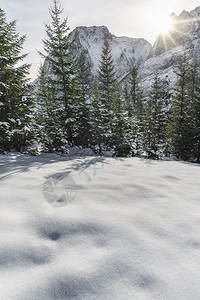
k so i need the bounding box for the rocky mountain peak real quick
[40,6,200,94]
[72,25,111,41]
[69,25,152,81]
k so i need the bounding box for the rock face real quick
[42,6,200,91]
[69,25,152,81]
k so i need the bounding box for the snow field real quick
[0,153,200,299]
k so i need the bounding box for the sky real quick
[1,0,200,80]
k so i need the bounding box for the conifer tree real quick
[186,60,200,162]
[167,55,192,160]
[36,65,67,152]
[97,41,118,147]
[92,41,133,156]
[192,89,200,162]
[128,66,143,118]
[123,83,129,112]
[144,74,167,158]
[98,41,117,111]
[72,58,91,147]
[111,88,132,156]
[127,66,145,155]
[39,0,76,146]
[0,8,32,152]
[90,82,105,154]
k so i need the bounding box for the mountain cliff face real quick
[42,6,200,91]
[69,25,152,81]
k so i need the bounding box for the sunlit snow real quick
[0,153,200,299]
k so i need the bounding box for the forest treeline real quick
[0,1,200,162]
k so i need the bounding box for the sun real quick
[145,11,175,41]
[159,15,174,34]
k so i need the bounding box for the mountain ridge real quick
[69,25,152,82]
[41,5,200,91]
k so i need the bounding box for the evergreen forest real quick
[0,1,200,162]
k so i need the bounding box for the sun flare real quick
[159,16,174,34]
[146,12,175,39]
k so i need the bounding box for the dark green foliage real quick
[90,82,106,154]
[111,89,132,156]
[96,41,117,148]
[187,61,200,162]
[38,0,76,147]
[36,65,67,152]
[167,56,193,160]
[128,66,144,118]
[0,8,32,152]
[90,41,131,156]
[37,0,92,151]
[189,63,200,162]
[72,58,91,147]
[98,41,117,110]
[125,66,145,155]
[143,74,167,159]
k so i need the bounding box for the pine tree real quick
[123,83,130,112]
[72,58,91,148]
[90,82,105,154]
[97,41,118,148]
[192,86,200,163]
[144,74,167,159]
[39,0,76,146]
[128,66,144,118]
[187,60,200,162]
[167,55,192,160]
[111,88,132,156]
[36,65,67,152]
[98,41,117,110]
[127,66,145,155]
[0,8,32,152]
[92,41,133,156]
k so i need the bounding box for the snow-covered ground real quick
[0,153,200,300]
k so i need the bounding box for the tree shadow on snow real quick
[0,153,108,182]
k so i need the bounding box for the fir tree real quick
[128,66,143,118]
[72,58,91,148]
[98,41,117,111]
[167,55,192,160]
[92,41,133,156]
[36,65,67,152]
[187,60,200,162]
[97,41,118,148]
[111,88,132,156]
[0,8,32,152]
[127,66,145,155]
[90,82,105,154]
[144,74,167,159]
[122,83,129,112]
[39,0,76,146]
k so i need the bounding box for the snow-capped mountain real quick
[69,25,152,81]
[42,6,200,91]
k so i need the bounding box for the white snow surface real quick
[0,153,200,300]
